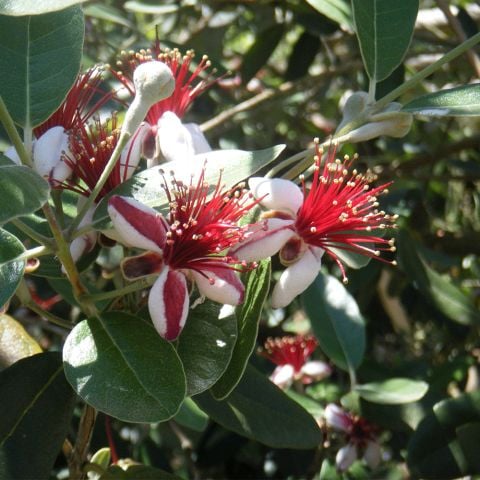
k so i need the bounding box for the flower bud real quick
[33,126,73,183]
[324,404,351,432]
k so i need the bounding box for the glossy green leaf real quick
[305,0,352,27]
[0,0,86,15]
[355,378,429,405]
[0,229,25,308]
[397,229,480,325]
[241,24,285,84]
[0,314,41,370]
[352,0,418,82]
[196,365,322,449]
[0,161,50,224]
[403,84,480,117]
[285,390,325,418]
[211,259,271,400]
[63,312,186,422]
[0,352,76,480]
[302,272,365,371]
[407,390,480,479]
[93,146,285,230]
[174,398,209,432]
[177,301,237,396]
[0,6,84,127]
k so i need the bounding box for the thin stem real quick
[375,31,480,110]
[0,95,32,167]
[81,276,156,302]
[68,131,131,235]
[367,78,376,104]
[19,245,50,260]
[11,218,53,246]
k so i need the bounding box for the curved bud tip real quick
[133,61,175,105]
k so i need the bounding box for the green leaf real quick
[174,398,209,432]
[397,229,480,325]
[0,352,76,480]
[355,378,429,405]
[285,31,321,81]
[302,272,365,371]
[352,0,418,82]
[195,365,322,449]
[407,390,480,479]
[0,6,84,127]
[0,0,86,16]
[0,162,50,224]
[83,4,134,28]
[402,84,480,117]
[305,0,352,27]
[241,24,285,84]
[176,301,237,396]
[211,259,271,400]
[0,229,25,308]
[63,312,186,422]
[93,146,285,230]
[0,314,41,370]
[285,389,325,418]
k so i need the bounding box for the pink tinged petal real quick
[270,247,323,308]
[148,268,189,340]
[300,360,332,382]
[121,251,164,280]
[69,205,96,263]
[119,123,150,180]
[157,111,195,163]
[192,268,244,306]
[336,443,357,472]
[270,364,295,389]
[4,146,22,165]
[363,441,381,469]
[248,177,304,214]
[324,404,352,432]
[184,123,212,154]
[33,126,73,183]
[231,218,295,262]
[108,195,167,253]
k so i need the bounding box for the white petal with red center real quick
[231,218,295,262]
[336,443,357,472]
[270,247,323,308]
[363,440,381,469]
[300,360,332,382]
[148,267,189,340]
[192,268,244,306]
[270,364,295,389]
[108,195,167,253]
[324,404,352,432]
[33,126,73,183]
[157,111,195,163]
[184,122,212,154]
[119,122,150,180]
[248,177,304,215]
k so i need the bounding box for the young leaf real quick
[176,301,237,396]
[352,0,418,82]
[0,0,86,16]
[63,312,186,423]
[211,258,271,400]
[0,6,84,127]
[305,0,352,28]
[403,84,480,117]
[0,162,50,224]
[0,314,42,370]
[355,378,429,405]
[0,229,25,308]
[407,390,480,479]
[302,272,365,372]
[92,146,285,230]
[195,365,322,449]
[0,353,76,480]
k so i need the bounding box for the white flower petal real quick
[119,122,150,180]
[33,126,73,183]
[148,267,189,340]
[324,404,351,432]
[363,441,381,469]
[192,268,244,305]
[184,122,212,154]
[300,360,332,381]
[248,177,304,214]
[336,443,357,472]
[271,247,323,308]
[231,219,295,262]
[270,364,295,389]
[3,146,22,165]
[157,111,195,163]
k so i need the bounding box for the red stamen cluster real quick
[158,168,257,275]
[345,415,379,447]
[34,67,111,138]
[295,141,397,280]
[112,42,216,124]
[61,115,132,200]
[261,335,318,373]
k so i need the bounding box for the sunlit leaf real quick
[355,378,429,405]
